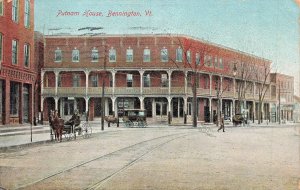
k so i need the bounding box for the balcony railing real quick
[197,88,210,96]
[222,91,234,98]
[114,87,140,95]
[43,87,56,96]
[143,87,169,95]
[171,87,185,95]
[186,88,210,96]
[88,87,113,95]
[245,92,254,99]
[58,87,86,96]
[42,86,274,102]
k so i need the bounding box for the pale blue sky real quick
[35,0,300,92]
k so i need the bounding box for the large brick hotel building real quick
[0,0,35,125]
[41,34,276,124]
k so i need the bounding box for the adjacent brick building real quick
[41,34,276,124]
[0,0,35,125]
[270,73,294,122]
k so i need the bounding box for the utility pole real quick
[192,71,197,127]
[278,84,281,124]
[216,78,221,127]
[101,45,107,131]
[31,83,34,142]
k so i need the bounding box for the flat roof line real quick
[44,33,271,62]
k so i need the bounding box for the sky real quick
[34,0,300,94]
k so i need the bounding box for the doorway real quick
[22,85,30,123]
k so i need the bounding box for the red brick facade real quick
[41,34,274,124]
[0,0,35,125]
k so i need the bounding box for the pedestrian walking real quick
[217,114,225,132]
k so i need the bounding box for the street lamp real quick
[232,62,237,118]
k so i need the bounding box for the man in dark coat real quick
[217,114,225,132]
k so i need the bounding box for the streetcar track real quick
[85,133,191,190]
[16,131,192,190]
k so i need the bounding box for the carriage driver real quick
[64,110,81,135]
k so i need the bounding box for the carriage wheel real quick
[138,121,145,128]
[125,121,134,127]
[124,121,129,127]
[63,133,71,141]
[82,123,92,138]
[70,133,76,140]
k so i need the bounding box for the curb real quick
[0,139,52,152]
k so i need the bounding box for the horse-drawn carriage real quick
[232,113,245,126]
[122,109,147,127]
[49,111,92,142]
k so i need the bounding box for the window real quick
[63,99,74,116]
[161,74,168,87]
[126,48,133,62]
[58,75,61,87]
[12,0,19,22]
[91,47,98,62]
[72,48,79,62]
[91,75,98,87]
[271,86,276,97]
[109,75,113,87]
[161,47,168,62]
[196,53,200,65]
[187,50,191,63]
[143,48,151,62]
[143,74,150,87]
[73,74,80,87]
[156,102,167,116]
[227,79,231,91]
[126,74,133,87]
[204,76,209,89]
[214,57,218,68]
[12,40,18,65]
[24,0,30,27]
[187,75,192,87]
[109,47,116,62]
[10,82,19,116]
[176,47,182,62]
[214,79,219,90]
[0,0,3,16]
[24,44,30,67]
[0,33,2,61]
[55,48,62,62]
[219,58,223,69]
[204,55,212,66]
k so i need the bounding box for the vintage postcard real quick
[0,0,299,189]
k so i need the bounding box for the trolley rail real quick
[16,131,192,190]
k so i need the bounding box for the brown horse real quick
[104,116,118,127]
[49,110,64,142]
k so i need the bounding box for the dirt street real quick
[0,126,299,190]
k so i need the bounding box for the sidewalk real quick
[0,121,177,149]
[0,122,127,150]
[0,121,298,150]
